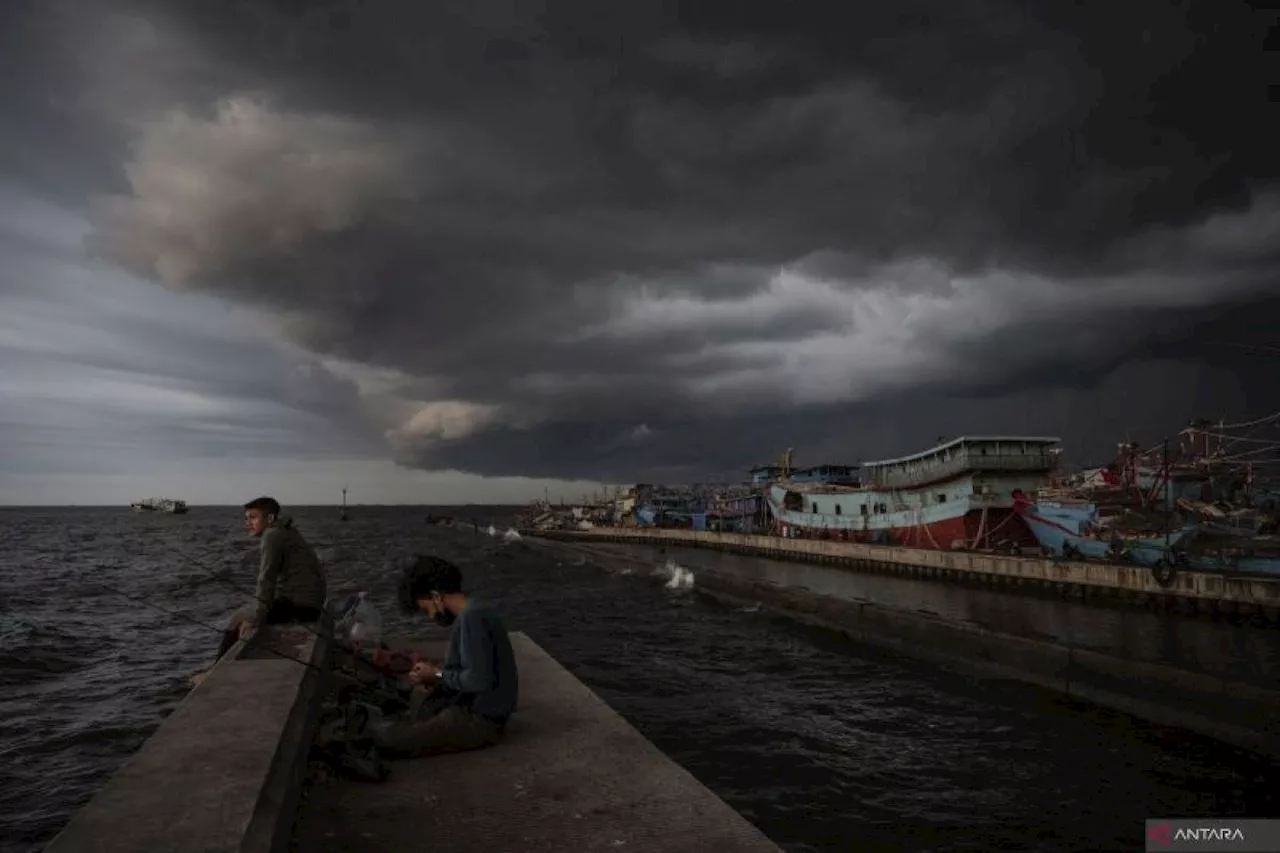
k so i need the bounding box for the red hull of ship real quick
[778,508,1040,551]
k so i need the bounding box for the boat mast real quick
[1162,438,1172,554]
[340,486,348,521]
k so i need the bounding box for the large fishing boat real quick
[766,436,1061,551]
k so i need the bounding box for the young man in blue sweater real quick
[371,555,519,758]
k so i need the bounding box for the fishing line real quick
[96,584,327,675]
[99,584,414,712]
[176,548,419,682]
[182,549,349,644]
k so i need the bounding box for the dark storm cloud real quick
[0,184,383,496]
[41,0,1280,480]
[0,279,382,475]
[137,0,1277,263]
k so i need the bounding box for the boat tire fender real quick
[1151,558,1177,588]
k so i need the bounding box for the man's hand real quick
[370,648,417,675]
[408,661,440,687]
[238,618,259,641]
[372,647,423,663]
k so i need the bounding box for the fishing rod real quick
[99,583,415,713]
[97,584,327,675]
[177,547,420,679]
[189,549,338,623]
[174,545,342,645]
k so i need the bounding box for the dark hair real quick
[243,496,281,516]
[396,554,463,614]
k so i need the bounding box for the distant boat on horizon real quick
[130,497,188,514]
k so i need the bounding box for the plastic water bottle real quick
[346,592,383,650]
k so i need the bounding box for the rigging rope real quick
[1212,409,1280,431]
[1185,431,1280,447]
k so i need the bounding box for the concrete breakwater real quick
[533,527,1280,621]
[532,534,1280,762]
[40,625,780,853]
[295,634,782,852]
[42,625,329,853]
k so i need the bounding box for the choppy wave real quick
[660,558,696,591]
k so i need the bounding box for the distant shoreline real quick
[0,503,533,509]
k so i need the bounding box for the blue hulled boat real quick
[1014,497,1195,566]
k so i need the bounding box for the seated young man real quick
[215,496,327,659]
[371,554,519,758]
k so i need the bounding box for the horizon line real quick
[0,502,535,509]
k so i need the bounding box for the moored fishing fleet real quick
[520,413,1280,578]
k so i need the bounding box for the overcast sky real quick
[1,1,1277,505]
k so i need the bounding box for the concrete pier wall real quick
[43,624,329,853]
[43,626,779,852]
[293,633,782,852]
[535,528,1280,621]
[537,537,1280,762]
[692,571,1280,761]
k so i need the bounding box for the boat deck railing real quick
[865,452,1057,490]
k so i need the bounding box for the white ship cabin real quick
[748,465,787,486]
[861,436,1061,491]
[789,465,859,486]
